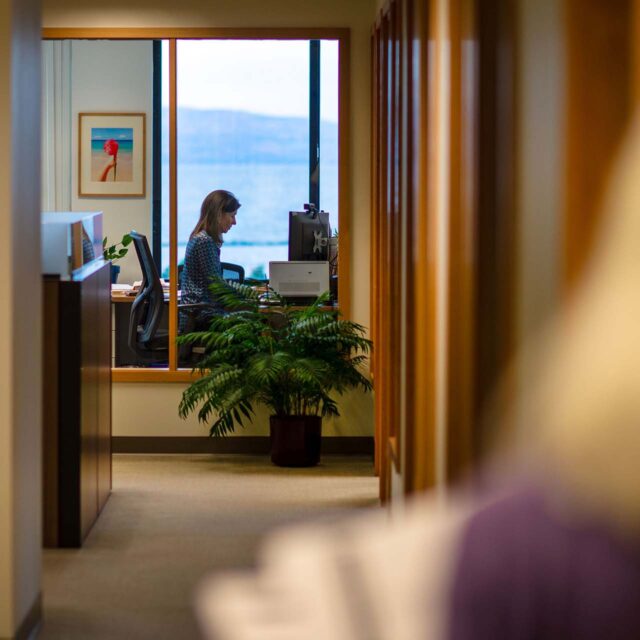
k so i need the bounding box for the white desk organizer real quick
[41,211,103,278]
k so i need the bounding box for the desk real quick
[111,292,170,367]
[110,290,338,367]
[111,290,170,303]
[43,260,112,547]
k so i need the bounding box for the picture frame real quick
[78,112,146,197]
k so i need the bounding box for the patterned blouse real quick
[180,230,224,330]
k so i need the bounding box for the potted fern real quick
[178,281,372,466]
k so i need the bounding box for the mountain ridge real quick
[163,107,338,164]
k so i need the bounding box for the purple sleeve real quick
[447,488,640,640]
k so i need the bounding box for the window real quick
[158,39,339,281]
[41,30,348,379]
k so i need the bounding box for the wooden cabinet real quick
[43,260,112,547]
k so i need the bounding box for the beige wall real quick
[70,40,154,285]
[41,39,155,284]
[514,0,565,434]
[114,384,373,437]
[43,0,377,438]
[0,0,42,636]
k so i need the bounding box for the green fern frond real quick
[178,282,373,436]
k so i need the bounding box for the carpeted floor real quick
[40,454,378,639]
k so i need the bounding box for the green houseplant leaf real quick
[178,279,372,436]
[103,233,133,263]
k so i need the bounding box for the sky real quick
[162,39,339,123]
[91,128,133,141]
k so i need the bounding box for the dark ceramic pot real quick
[110,264,121,284]
[269,415,322,467]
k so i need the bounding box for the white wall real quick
[41,39,153,284]
[0,0,42,636]
[70,40,154,284]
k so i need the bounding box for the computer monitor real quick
[288,206,331,261]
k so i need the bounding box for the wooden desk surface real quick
[111,291,171,303]
[111,291,136,303]
[111,290,337,311]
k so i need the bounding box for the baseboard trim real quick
[112,436,374,456]
[2,592,42,640]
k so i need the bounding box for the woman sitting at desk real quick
[180,189,240,331]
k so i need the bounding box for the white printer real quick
[268,261,330,299]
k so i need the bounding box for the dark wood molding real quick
[43,262,112,548]
[112,436,374,456]
[563,0,633,290]
[473,0,517,459]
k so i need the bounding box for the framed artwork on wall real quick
[78,112,146,197]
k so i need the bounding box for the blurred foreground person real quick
[195,119,640,639]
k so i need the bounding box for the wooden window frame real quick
[42,27,352,383]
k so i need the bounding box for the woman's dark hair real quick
[190,189,241,243]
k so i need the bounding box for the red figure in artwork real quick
[100,139,119,182]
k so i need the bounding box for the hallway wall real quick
[0,0,42,636]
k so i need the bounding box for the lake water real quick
[161,161,338,278]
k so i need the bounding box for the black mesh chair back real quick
[128,231,166,359]
[221,262,245,284]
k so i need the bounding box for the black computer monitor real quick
[288,206,331,261]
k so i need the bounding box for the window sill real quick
[112,368,202,383]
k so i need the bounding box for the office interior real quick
[1,0,635,637]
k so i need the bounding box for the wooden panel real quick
[472,0,517,458]
[564,0,633,289]
[169,39,178,370]
[44,261,112,547]
[372,0,431,497]
[399,0,415,490]
[371,0,517,496]
[370,27,381,476]
[445,0,477,482]
[389,0,402,452]
[385,0,396,467]
[43,27,351,40]
[57,280,82,545]
[635,0,640,99]
[112,368,200,382]
[400,0,432,492]
[338,34,352,320]
[378,10,392,500]
[408,0,438,492]
[80,269,99,540]
[42,277,60,547]
[97,263,112,509]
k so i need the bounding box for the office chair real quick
[128,231,215,364]
[221,262,245,284]
[128,232,246,365]
[177,262,244,285]
[128,231,169,363]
